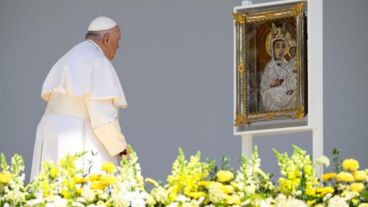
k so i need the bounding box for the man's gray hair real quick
[85,29,113,40]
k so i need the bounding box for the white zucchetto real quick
[88,16,117,31]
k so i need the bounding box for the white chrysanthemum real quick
[258,198,273,207]
[47,197,67,207]
[167,202,179,207]
[208,183,228,203]
[274,194,308,207]
[26,198,44,206]
[328,196,349,207]
[176,194,190,202]
[317,156,330,167]
[81,188,96,202]
[3,189,26,202]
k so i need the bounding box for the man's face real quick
[105,26,121,60]
[273,40,285,60]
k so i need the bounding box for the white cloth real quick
[31,40,127,180]
[260,59,296,111]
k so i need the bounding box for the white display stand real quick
[233,0,323,171]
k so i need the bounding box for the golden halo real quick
[265,31,291,57]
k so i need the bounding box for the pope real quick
[31,16,128,179]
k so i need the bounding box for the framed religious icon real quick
[234,1,307,127]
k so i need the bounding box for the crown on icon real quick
[271,23,287,41]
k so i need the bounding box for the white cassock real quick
[31,40,128,179]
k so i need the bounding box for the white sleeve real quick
[85,97,127,157]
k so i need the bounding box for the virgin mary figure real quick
[260,24,296,111]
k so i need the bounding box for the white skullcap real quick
[88,16,117,31]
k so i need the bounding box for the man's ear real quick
[102,33,111,45]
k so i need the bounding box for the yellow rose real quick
[350,182,365,193]
[100,175,117,185]
[354,170,367,181]
[316,187,335,196]
[101,162,116,173]
[336,172,354,182]
[322,173,337,181]
[187,191,206,199]
[0,172,11,184]
[342,159,359,171]
[216,170,234,183]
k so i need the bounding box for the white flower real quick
[167,202,179,207]
[176,194,190,202]
[26,198,44,206]
[81,188,96,202]
[317,156,330,167]
[274,194,308,207]
[258,199,273,207]
[54,199,68,207]
[328,196,349,207]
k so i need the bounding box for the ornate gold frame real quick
[234,2,307,127]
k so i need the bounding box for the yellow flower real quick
[91,181,106,190]
[322,173,337,181]
[305,187,316,196]
[216,170,234,183]
[350,182,365,193]
[354,170,367,181]
[0,172,11,184]
[226,194,241,205]
[221,185,235,194]
[50,167,59,178]
[336,172,354,182]
[61,188,72,198]
[73,177,87,184]
[187,191,206,199]
[40,181,52,198]
[101,162,116,173]
[100,175,117,185]
[358,203,368,207]
[76,188,82,195]
[316,187,335,196]
[88,173,102,182]
[342,159,359,171]
[198,181,211,188]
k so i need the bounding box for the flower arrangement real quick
[1,145,368,207]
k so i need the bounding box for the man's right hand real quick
[119,148,129,159]
[270,79,284,87]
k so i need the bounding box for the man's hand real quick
[270,79,284,87]
[119,148,129,159]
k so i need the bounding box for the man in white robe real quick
[31,16,128,179]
